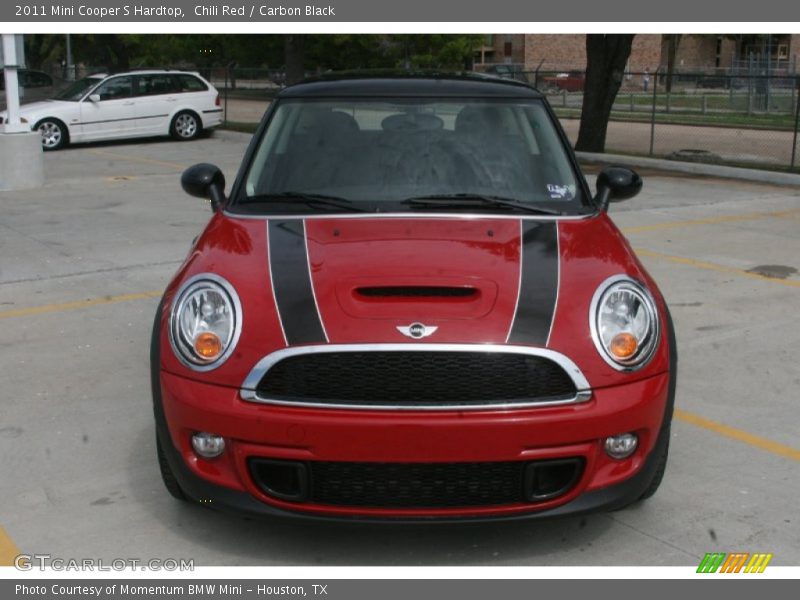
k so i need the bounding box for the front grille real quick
[255,351,577,407]
[248,458,585,508]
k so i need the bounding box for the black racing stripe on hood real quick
[507,221,559,346]
[268,220,327,345]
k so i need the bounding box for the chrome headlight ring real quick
[589,274,660,371]
[168,273,243,372]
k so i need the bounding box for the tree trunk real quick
[575,35,635,153]
[228,62,237,91]
[284,35,305,85]
[665,34,681,93]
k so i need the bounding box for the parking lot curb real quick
[577,151,800,188]
[212,128,255,142]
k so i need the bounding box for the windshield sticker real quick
[546,184,572,200]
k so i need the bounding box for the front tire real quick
[157,434,188,501]
[637,428,669,500]
[170,111,201,141]
[36,118,68,150]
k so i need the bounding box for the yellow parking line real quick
[86,149,187,171]
[674,409,800,462]
[0,290,162,320]
[622,208,800,234]
[0,526,21,567]
[634,248,800,288]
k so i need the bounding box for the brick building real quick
[475,34,800,73]
[475,34,663,72]
[667,34,800,72]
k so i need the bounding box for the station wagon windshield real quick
[53,76,102,101]
[238,97,587,214]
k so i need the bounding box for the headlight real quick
[169,274,242,371]
[590,275,659,370]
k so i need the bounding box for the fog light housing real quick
[605,433,638,459]
[192,432,225,458]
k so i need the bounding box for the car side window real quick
[177,75,208,92]
[137,74,181,97]
[94,76,133,101]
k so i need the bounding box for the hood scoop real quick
[355,286,478,299]
[336,278,496,320]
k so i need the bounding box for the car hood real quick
[160,213,670,390]
[0,99,74,118]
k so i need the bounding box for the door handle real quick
[123,101,135,106]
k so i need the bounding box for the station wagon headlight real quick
[169,274,242,371]
[590,275,659,370]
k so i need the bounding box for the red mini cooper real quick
[151,73,676,521]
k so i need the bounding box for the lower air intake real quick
[249,458,584,508]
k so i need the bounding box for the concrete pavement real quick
[0,131,798,567]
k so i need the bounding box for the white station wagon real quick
[0,69,223,150]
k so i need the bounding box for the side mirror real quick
[88,94,101,103]
[181,163,226,211]
[595,166,642,211]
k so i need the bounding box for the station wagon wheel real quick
[171,111,201,141]
[36,118,67,150]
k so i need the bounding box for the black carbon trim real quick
[202,108,224,114]
[268,220,327,345]
[507,221,559,346]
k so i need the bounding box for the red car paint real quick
[153,75,674,520]
[541,72,586,92]
[155,212,673,519]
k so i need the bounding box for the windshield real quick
[237,97,587,215]
[53,76,102,101]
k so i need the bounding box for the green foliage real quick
[24,33,481,72]
[304,35,393,70]
[24,35,63,69]
[392,35,482,70]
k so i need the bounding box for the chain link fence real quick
[206,66,284,126]
[501,68,800,171]
[23,63,800,172]
[212,65,800,172]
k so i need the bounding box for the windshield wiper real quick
[243,191,368,212]
[400,194,565,216]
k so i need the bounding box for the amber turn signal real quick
[610,332,638,359]
[194,331,223,359]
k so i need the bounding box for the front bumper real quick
[154,367,672,521]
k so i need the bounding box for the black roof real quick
[279,71,543,99]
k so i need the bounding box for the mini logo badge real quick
[396,322,438,339]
